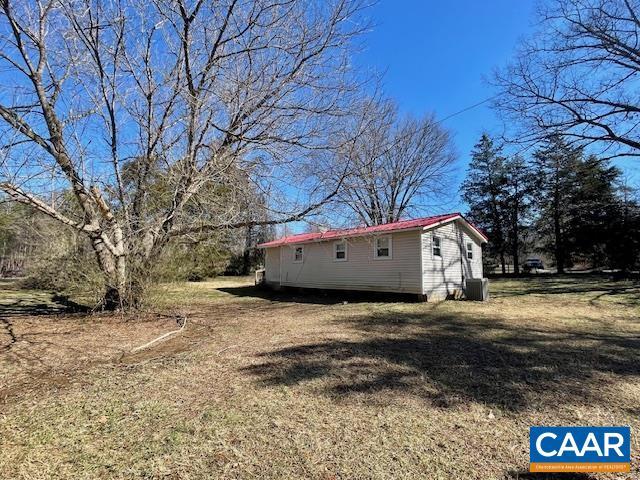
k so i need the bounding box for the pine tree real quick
[532,135,582,273]
[503,155,535,274]
[608,184,640,272]
[569,156,621,268]
[462,134,508,273]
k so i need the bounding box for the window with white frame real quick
[466,242,473,260]
[293,246,304,263]
[374,235,392,259]
[433,236,442,257]
[334,241,347,261]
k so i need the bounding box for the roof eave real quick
[422,215,488,243]
[256,213,488,248]
[257,225,429,248]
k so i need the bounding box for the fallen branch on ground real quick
[131,315,187,353]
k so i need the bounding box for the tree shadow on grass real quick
[493,275,640,306]
[0,293,90,318]
[0,292,91,355]
[218,285,419,305]
[242,311,640,412]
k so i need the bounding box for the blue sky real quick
[355,0,537,212]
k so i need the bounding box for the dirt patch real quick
[0,310,182,403]
[0,280,312,404]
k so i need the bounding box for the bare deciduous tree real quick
[333,98,456,226]
[494,0,640,158]
[0,0,366,308]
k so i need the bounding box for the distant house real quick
[257,213,488,300]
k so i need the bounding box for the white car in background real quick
[524,258,545,272]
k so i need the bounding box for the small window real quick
[466,242,473,260]
[374,235,392,259]
[334,241,347,261]
[293,246,303,263]
[433,236,442,257]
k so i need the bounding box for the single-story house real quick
[257,213,488,300]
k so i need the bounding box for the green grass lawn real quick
[1,275,639,479]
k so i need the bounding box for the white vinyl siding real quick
[278,230,422,294]
[263,218,484,299]
[460,224,483,279]
[421,220,484,300]
[265,247,281,284]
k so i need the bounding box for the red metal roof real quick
[257,213,488,248]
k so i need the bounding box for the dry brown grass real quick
[1,275,639,479]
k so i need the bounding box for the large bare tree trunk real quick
[0,0,366,309]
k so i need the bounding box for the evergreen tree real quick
[607,183,640,272]
[532,135,582,273]
[462,134,509,273]
[569,156,621,268]
[463,133,635,276]
[503,155,535,274]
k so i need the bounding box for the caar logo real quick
[530,426,631,472]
